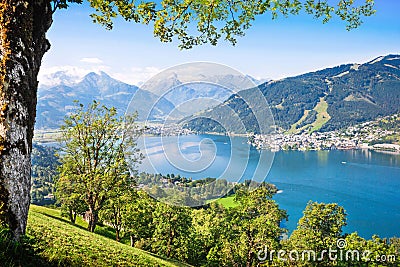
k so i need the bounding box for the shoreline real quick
[34,128,400,155]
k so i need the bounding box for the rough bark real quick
[87,208,98,232]
[0,0,52,239]
[69,208,76,224]
[115,228,120,242]
[130,234,135,247]
[114,206,121,241]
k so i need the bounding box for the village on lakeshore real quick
[249,113,400,153]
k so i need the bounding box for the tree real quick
[151,201,192,261]
[389,237,400,266]
[0,0,53,239]
[57,100,142,232]
[286,202,347,266]
[0,0,376,240]
[99,176,137,241]
[190,202,227,266]
[55,174,86,223]
[122,190,156,248]
[343,233,400,266]
[214,186,287,267]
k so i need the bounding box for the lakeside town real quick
[144,122,194,136]
[248,113,400,153]
[34,114,400,155]
[141,113,400,153]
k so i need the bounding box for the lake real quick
[138,134,400,239]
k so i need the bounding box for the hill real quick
[184,55,400,134]
[0,205,189,267]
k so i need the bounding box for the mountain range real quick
[184,54,400,134]
[36,71,176,129]
[36,70,263,129]
[36,55,400,133]
[138,65,266,118]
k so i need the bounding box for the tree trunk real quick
[0,0,52,240]
[246,236,253,267]
[246,251,252,267]
[130,234,135,247]
[166,228,175,258]
[87,208,98,232]
[69,208,76,224]
[115,228,120,242]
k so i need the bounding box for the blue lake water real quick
[138,134,400,239]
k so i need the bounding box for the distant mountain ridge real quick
[37,55,399,132]
[36,70,267,129]
[36,71,175,129]
[184,55,400,134]
[140,71,267,117]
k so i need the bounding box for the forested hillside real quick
[30,144,59,205]
[185,55,400,134]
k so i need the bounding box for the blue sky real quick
[40,1,400,85]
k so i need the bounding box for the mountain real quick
[140,69,263,118]
[38,70,82,89]
[36,71,175,129]
[184,55,400,134]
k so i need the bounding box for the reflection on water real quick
[317,150,329,165]
[138,134,274,183]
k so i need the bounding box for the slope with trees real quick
[0,205,189,266]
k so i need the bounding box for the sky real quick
[39,1,400,86]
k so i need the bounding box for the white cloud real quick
[80,57,103,64]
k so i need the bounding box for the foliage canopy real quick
[52,0,375,49]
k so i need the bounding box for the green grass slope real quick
[210,195,238,208]
[287,97,331,134]
[19,205,189,267]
